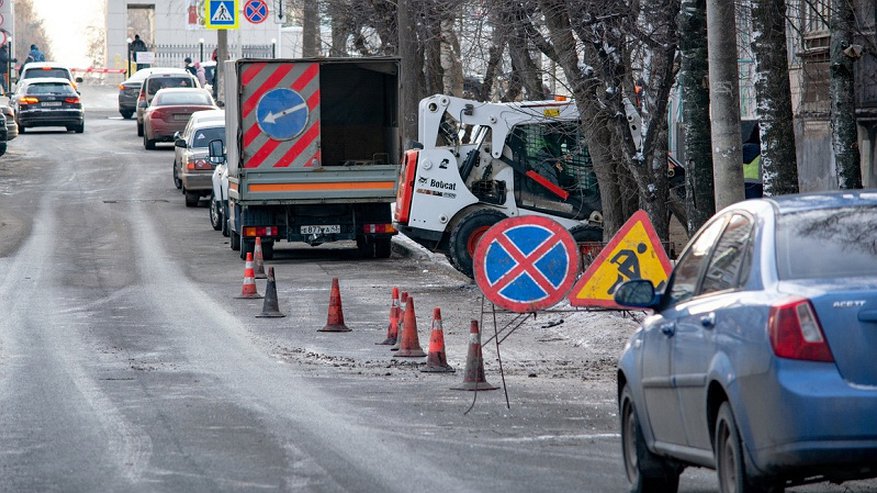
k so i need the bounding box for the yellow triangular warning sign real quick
[213,2,233,21]
[569,210,672,308]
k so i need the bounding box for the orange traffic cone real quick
[256,267,285,318]
[252,237,267,279]
[451,320,498,391]
[421,307,454,373]
[318,278,351,332]
[390,291,409,351]
[235,252,263,299]
[393,296,426,358]
[377,287,400,345]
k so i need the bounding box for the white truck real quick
[393,95,606,278]
[217,57,401,259]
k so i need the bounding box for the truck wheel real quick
[448,208,506,278]
[221,203,230,237]
[262,241,274,260]
[230,230,241,251]
[374,238,392,259]
[185,191,199,207]
[209,194,223,230]
[240,239,254,260]
[570,224,602,242]
[356,236,375,258]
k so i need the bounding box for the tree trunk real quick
[678,0,715,234]
[302,0,320,57]
[751,0,799,196]
[441,18,465,97]
[706,0,745,209]
[328,3,349,57]
[830,0,863,189]
[398,0,420,148]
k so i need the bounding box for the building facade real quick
[105,0,303,72]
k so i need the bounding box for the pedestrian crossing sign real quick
[206,0,239,29]
[568,210,672,308]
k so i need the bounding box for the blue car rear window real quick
[776,206,877,280]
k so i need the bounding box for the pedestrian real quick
[0,44,8,95]
[184,57,197,77]
[28,44,45,63]
[194,61,207,87]
[130,34,149,70]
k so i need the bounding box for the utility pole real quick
[398,1,419,150]
[217,29,228,104]
[706,0,744,209]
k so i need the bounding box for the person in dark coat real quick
[130,34,149,70]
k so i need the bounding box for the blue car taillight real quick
[768,298,834,362]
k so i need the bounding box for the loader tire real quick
[447,208,506,279]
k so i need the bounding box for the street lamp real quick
[199,38,205,62]
[271,38,276,58]
[126,37,132,78]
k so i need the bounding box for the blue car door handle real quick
[660,323,675,337]
[701,313,716,329]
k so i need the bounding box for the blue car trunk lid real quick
[782,279,877,386]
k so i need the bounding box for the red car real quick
[143,88,217,150]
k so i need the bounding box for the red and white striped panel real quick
[240,61,320,169]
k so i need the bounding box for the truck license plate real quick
[301,225,340,235]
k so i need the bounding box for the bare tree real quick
[830,0,863,189]
[678,0,714,234]
[514,0,681,239]
[751,0,800,196]
[14,0,53,64]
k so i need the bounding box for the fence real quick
[151,43,273,68]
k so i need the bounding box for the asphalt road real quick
[0,84,874,493]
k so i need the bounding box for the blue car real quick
[614,191,877,493]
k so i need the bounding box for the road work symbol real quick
[474,216,580,313]
[256,88,309,141]
[569,210,672,309]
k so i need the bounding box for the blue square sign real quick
[206,0,238,29]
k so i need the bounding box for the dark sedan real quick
[143,88,217,150]
[13,78,84,133]
[117,67,187,120]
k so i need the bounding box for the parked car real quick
[11,78,84,133]
[210,142,229,236]
[136,71,200,136]
[142,88,216,150]
[1,105,18,140]
[615,191,877,492]
[19,62,83,92]
[0,111,7,157]
[172,109,225,207]
[118,67,187,120]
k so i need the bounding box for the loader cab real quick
[506,122,601,220]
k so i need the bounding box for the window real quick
[508,122,600,220]
[776,206,877,280]
[24,68,70,80]
[192,127,224,147]
[27,83,76,96]
[154,92,212,106]
[666,216,728,305]
[700,214,754,294]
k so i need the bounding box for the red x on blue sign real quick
[473,216,580,313]
[244,0,268,24]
